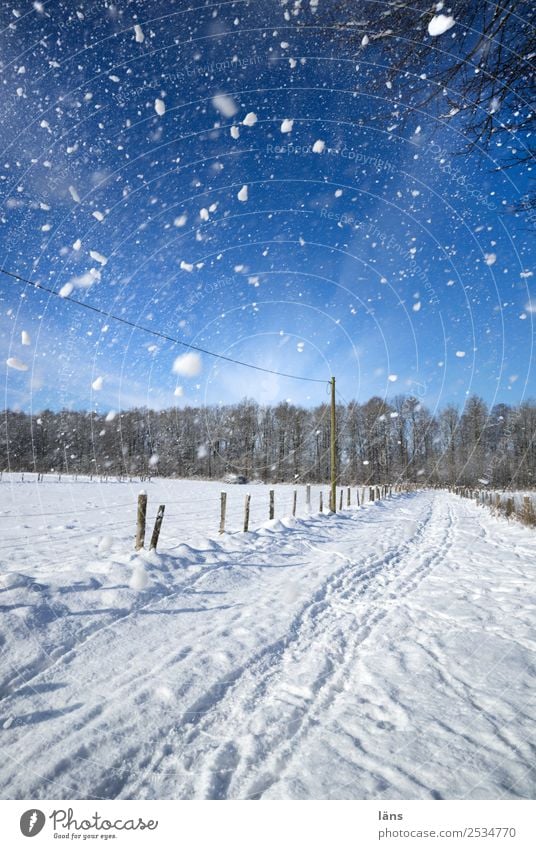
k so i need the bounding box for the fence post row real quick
[129,483,536,555]
[219,491,227,534]
[135,491,148,551]
[149,505,165,551]
[457,486,536,527]
[243,493,251,532]
[524,495,535,525]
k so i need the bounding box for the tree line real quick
[2,395,535,488]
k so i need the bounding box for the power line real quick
[1,266,328,385]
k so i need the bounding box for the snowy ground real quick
[0,478,534,800]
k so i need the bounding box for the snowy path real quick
[0,491,534,800]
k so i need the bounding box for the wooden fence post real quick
[347,486,351,507]
[135,491,148,550]
[149,504,165,551]
[306,484,311,512]
[370,486,374,502]
[269,489,275,520]
[243,493,251,532]
[319,491,323,512]
[292,489,297,517]
[339,488,343,510]
[523,495,535,526]
[356,488,360,506]
[219,491,227,534]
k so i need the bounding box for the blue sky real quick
[1,0,534,416]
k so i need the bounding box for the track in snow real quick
[0,491,534,800]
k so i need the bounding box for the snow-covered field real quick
[0,478,534,800]
[0,473,335,557]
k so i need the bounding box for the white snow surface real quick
[0,479,534,800]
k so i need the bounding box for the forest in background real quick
[2,395,536,488]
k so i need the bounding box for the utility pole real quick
[330,376,337,512]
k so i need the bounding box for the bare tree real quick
[3,394,536,487]
[320,0,535,207]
